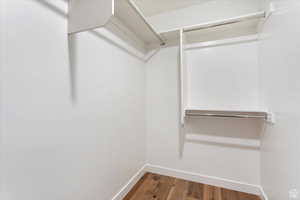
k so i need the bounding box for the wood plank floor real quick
[123,173,261,200]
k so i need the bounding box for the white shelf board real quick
[68,0,162,54]
[184,18,261,44]
[114,0,162,45]
[158,12,265,46]
[68,0,113,34]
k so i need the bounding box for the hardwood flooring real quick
[123,173,261,200]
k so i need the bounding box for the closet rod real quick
[127,0,166,46]
[183,11,266,33]
[186,113,266,119]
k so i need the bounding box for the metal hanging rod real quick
[183,11,267,33]
[127,0,166,46]
[186,113,266,119]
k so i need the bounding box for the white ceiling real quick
[134,0,213,16]
[133,0,263,17]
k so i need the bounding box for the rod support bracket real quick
[266,112,276,124]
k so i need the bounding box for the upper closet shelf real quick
[159,11,267,46]
[68,0,165,55]
[68,1,270,54]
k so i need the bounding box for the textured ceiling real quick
[133,0,263,16]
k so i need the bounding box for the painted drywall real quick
[147,0,263,32]
[259,0,300,199]
[1,1,146,200]
[146,44,261,185]
[186,41,261,110]
[0,0,5,197]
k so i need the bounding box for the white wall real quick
[186,41,261,110]
[259,0,300,199]
[1,1,146,200]
[146,45,261,185]
[0,0,5,197]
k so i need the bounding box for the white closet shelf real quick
[159,11,267,46]
[68,1,269,56]
[68,0,164,55]
[185,109,268,119]
[112,0,165,46]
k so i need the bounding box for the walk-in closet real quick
[1,0,299,200]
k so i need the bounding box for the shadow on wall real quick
[32,0,78,103]
[178,117,264,158]
[68,35,77,103]
[180,117,264,153]
[34,0,145,104]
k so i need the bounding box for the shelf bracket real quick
[266,112,276,124]
[127,0,166,46]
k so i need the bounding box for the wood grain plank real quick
[238,192,261,200]
[203,185,221,200]
[151,174,175,200]
[221,188,239,200]
[187,181,204,200]
[156,176,175,200]
[125,173,174,200]
[125,173,160,200]
[166,178,188,200]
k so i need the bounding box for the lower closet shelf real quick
[185,134,260,149]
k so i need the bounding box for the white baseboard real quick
[259,186,269,200]
[111,164,147,200]
[112,163,267,199]
[144,164,262,196]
